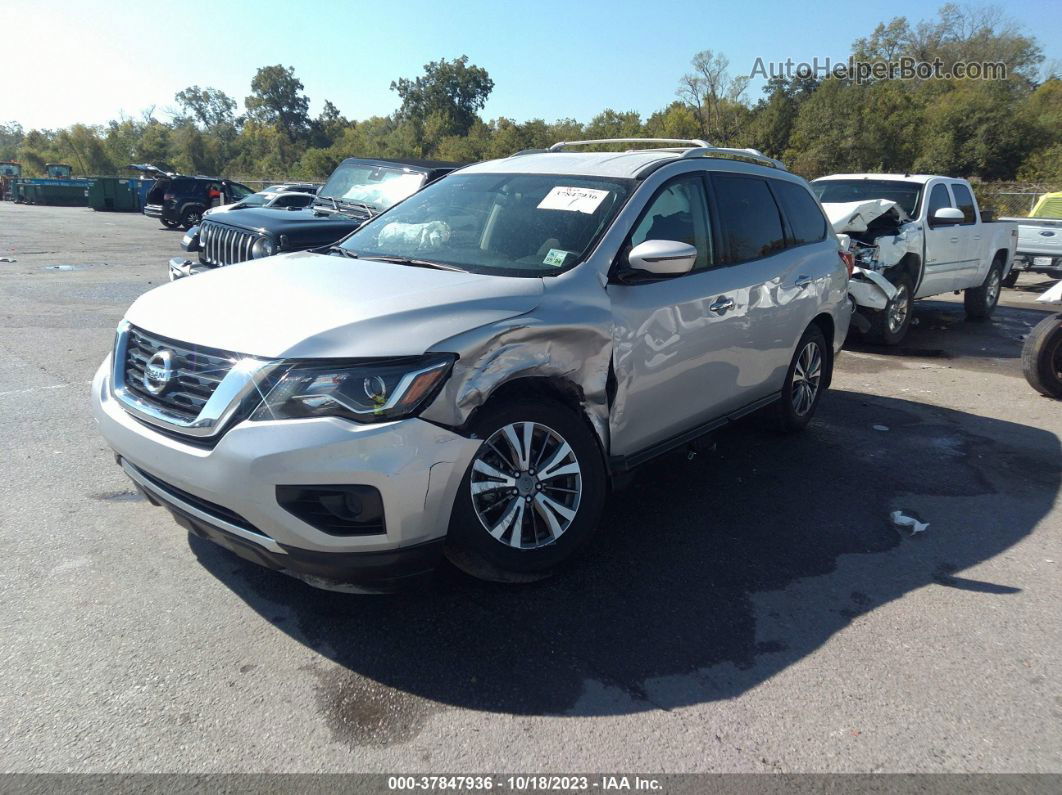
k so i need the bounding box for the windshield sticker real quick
[543,249,571,267]
[537,186,610,214]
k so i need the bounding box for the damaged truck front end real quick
[827,198,920,313]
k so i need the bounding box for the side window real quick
[712,174,786,263]
[950,183,977,225]
[628,176,712,270]
[927,183,952,219]
[771,180,827,246]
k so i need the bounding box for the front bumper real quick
[168,256,214,281]
[91,357,481,590]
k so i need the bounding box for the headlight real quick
[251,238,277,259]
[249,354,455,424]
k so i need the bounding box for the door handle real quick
[795,275,812,288]
[709,296,735,315]
[950,237,959,243]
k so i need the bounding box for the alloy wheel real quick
[887,284,910,334]
[470,422,582,549]
[791,341,823,416]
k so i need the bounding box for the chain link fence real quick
[972,183,1062,218]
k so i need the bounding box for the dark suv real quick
[168,158,461,279]
[132,165,254,230]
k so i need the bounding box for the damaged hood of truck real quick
[822,199,911,234]
[124,251,543,359]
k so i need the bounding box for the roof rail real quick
[681,146,787,170]
[548,138,711,152]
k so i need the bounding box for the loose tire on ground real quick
[1022,313,1062,399]
[445,398,607,582]
[965,256,1004,320]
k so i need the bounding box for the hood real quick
[822,199,910,234]
[200,205,364,238]
[126,251,544,359]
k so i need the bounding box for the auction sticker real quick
[543,248,570,267]
[537,186,609,214]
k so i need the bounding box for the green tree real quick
[245,65,311,139]
[676,50,749,145]
[174,86,237,127]
[391,55,494,140]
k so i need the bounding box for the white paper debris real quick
[537,186,609,214]
[0,257,15,263]
[890,510,929,535]
[873,424,890,432]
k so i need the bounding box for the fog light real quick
[276,485,385,536]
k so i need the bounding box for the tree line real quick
[1,5,1059,184]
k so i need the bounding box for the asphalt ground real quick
[0,202,1059,773]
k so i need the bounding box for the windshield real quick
[338,173,633,276]
[812,179,923,217]
[240,193,269,207]
[319,162,427,211]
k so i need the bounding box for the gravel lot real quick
[1,202,1059,773]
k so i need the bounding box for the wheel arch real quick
[467,375,610,471]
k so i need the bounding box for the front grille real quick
[199,221,258,266]
[122,326,237,421]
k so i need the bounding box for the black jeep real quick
[168,158,461,279]
[132,165,255,230]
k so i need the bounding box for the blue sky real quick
[3,0,1060,130]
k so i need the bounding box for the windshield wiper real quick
[328,245,359,258]
[358,254,464,272]
[316,195,340,211]
[336,198,378,217]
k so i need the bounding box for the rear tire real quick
[1022,313,1062,399]
[863,272,913,346]
[180,207,203,230]
[776,324,830,433]
[445,398,607,582]
[965,256,1004,320]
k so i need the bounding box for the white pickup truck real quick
[812,174,1018,345]
[1000,191,1062,285]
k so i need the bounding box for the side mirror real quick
[931,207,965,225]
[627,239,698,276]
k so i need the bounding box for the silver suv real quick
[92,138,852,590]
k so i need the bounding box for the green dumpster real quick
[34,183,89,206]
[88,177,139,211]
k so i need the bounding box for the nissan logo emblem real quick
[143,350,176,395]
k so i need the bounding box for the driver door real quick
[920,182,965,296]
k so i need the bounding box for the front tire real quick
[965,257,1004,320]
[776,324,830,433]
[863,272,913,346]
[445,398,607,581]
[1022,313,1062,399]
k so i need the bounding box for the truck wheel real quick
[1022,313,1062,399]
[776,324,830,433]
[964,256,1004,320]
[864,273,913,346]
[445,398,607,582]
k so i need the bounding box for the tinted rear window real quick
[171,178,195,193]
[713,174,786,263]
[772,180,827,245]
[950,183,977,224]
